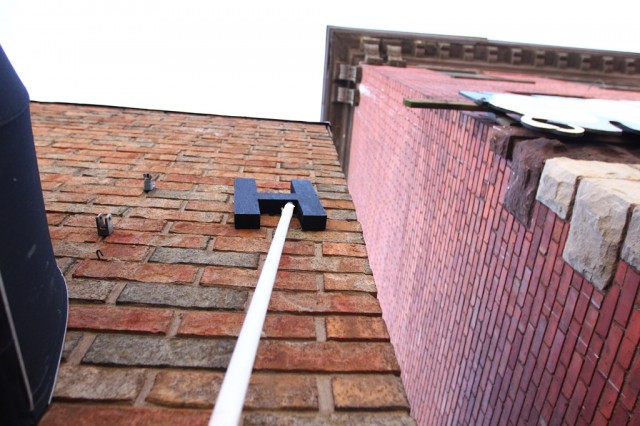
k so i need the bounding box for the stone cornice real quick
[322,27,640,173]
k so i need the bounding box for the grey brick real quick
[54,365,144,401]
[118,282,247,310]
[148,189,227,202]
[316,184,349,193]
[62,331,82,361]
[242,413,416,426]
[150,247,259,268]
[68,279,117,302]
[83,334,235,368]
[286,230,364,244]
[327,210,357,221]
[317,192,352,201]
[622,205,640,270]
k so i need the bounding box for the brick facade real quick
[30,103,414,425]
[348,65,640,424]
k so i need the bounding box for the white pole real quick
[209,202,295,426]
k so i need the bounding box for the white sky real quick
[1,0,639,122]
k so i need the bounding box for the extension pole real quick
[209,202,295,426]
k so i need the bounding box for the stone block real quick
[332,375,409,409]
[118,282,247,310]
[326,316,389,340]
[54,365,144,401]
[241,412,416,425]
[563,178,640,289]
[622,206,640,270]
[324,273,376,292]
[68,279,116,302]
[83,334,235,368]
[150,247,259,268]
[537,158,640,220]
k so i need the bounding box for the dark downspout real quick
[0,45,68,424]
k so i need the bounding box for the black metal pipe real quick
[0,45,67,424]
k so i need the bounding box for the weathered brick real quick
[46,202,127,216]
[49,226,100,243]
[83,334,234,368]
[178,311,315,339]
[68,305,174,334]
[201,267,317,291]
[67,279,116,302]
[333,375,409,409]
[63,214,166,232]
[326,316,389,340]
[106,230,208,249]
[324,273,377,292]
[128,207,223,223]
[269,292,381,314]
[286,229,364,244]
[241,413,416,426]
[147,189,227,202]
[255,341,399,372]
[147,371,318,409]
[185,200,232,212]
[41,405,209,426]
[54,366,144,401]
[150,247,259,268]
[279,255,370,273]
[117,282,247,310]
[53,241,149,261]
[94,194,183,209]
[214,236,315,256]
[322,242,368,257]
[172,222,267,238]
[74,260,197,284]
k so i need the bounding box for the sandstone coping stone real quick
[537,158,640,220]
[563,178,640,290]
[622,205,640,268]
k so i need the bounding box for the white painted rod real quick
[209,202,295,426]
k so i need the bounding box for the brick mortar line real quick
[105,282,127,305]
[65,333,96,366]
[161,221,173,234]
[166,312,183,338]
[316,375,334,414]
[206,236,217,251]
[315,317,327,343]
[133,370,159,407]
[192,268,205,287]
[142,246,157,263]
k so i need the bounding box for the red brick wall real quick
[348,66,640,425]
[32,103,414,425]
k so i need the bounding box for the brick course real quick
[348,65,640,425]
[34,103,413,424]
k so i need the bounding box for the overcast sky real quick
[1,0,639,122]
